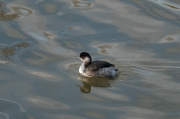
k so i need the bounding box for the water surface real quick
[0,0,180,119]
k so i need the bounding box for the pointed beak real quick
[77,57,83,61]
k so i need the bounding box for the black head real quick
[80,52,91,59]
[79,52,92,64]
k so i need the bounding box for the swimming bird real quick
[78,52,118,78]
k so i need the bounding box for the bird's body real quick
[78,52,118,78]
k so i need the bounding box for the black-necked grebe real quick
[78,52,118,78]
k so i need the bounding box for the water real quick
[0,0,180,118]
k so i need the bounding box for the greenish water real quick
[0,0,180,119]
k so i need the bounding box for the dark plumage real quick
[86,61,114,71]
[80,52,92,61]
[79,52,118,77]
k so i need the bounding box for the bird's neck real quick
[79,63,85,74]
[83,57,91,67]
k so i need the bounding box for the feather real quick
[86,61,114,71]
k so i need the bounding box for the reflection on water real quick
[155,0,180,10]
[148,0,180,20]
[7,4,33,16]
[0,2,19,21]
[162,3,179,9]
[25,51,60,66]
[163,36,174,41]
[160,34,180,43]
[84,111,106,119]
[41,2,58,13]
[124,0,180,31]
[25,96,70,110]
[0,9,19,21]
[6,27,28,40]
[0,42,29,60]
[165,44,180,53]
[72,0,91,7]
[0,2,34,21]
[0,2,3,7]
[96,44,112,54]
[148,0,180,16]
[77,75,112,93]
[8,3,76,57]
[64,41,82,49]
[57,26,74,37]
[43,114,85,119]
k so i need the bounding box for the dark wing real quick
[86,61,114,71]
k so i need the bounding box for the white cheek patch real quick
[84,57,90,62]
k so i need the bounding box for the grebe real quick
[78,52,118,78]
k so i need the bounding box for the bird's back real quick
[84,61,117,77]
[86,61,114,71]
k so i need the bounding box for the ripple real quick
[94,89,129,101]
[0,42,30,61]
[148,0,180,15]
[7,4,34,17]
[26,70,53,78]
[42,3,58,13]
[25,96,70,110]
[81,94,104,101]
[96,44,113,55]
[159,34,180,43]
[5,27,28,40]
[64,41,83,49]
[0,98,25,112]
[26,69,60,81]
[72,0,92,7]
[43,114,85,119]
[0,3,17,21]
[7,3,76,57]
[93,105,165,118]
[25,51,60,66]
[36,0,44,4]
[165,45,180,53]
[66,62,80,79]
[131,64,180,92]
[0,60,9,64]
[162,3,179,9]
[0,3,34,21]
[84,111,106,119]
[0,112,9,119]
